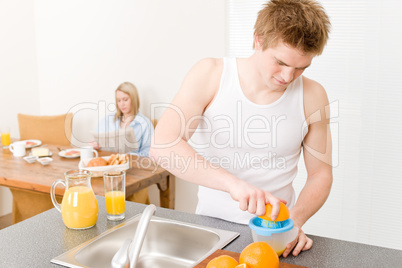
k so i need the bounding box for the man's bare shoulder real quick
[302,76,329,120]
[187,58,223,81]
[178,58,224,103]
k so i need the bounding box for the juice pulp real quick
[276,248,285,256]
[266,240,286,256]
[61,186,98,229]
[1,132,11,146]
[105,191,125,215]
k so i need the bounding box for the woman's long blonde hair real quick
[114,82,140,122]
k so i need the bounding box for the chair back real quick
[151,119,158,128]
[17,113,73,146]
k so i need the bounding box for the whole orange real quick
[259,202,289,222]
[239,242,279,268]
[206,255,239,268]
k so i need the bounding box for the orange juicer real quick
[248,202,298,256]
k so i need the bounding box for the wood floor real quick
[0,213,13,230]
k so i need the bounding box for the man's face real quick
[255,40,314,92]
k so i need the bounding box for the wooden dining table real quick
[0,143,175,224]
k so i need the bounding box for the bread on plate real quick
[86,157,108,167]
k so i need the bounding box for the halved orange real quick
[206,255,239,268]
[259,202,289,222]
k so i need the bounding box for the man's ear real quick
[254,35,262,49]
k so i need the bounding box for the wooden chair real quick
[10,188,62,224]
[17,113,73,146]
[11,113,72,223]
[151,119,158,128]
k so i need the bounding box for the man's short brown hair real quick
[254,0,331,55]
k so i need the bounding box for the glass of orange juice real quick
[103,170,126,221]
[1,127,11,148]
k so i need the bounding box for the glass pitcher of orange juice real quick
[51,169,98,229]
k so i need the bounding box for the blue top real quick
[95,112,154,156]
[249,216,294,236]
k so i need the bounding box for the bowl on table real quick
[37,157,53,166]
[23,156,37,164]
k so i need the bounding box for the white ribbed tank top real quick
[190,58,308,224]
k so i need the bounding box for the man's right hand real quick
[229,180,285,220]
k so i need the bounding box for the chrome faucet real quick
[111,204,157,268]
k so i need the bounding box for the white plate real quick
[23,139,42,149]
[59,148,81,158]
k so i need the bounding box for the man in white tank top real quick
[150,0,333,258]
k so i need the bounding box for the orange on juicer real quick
[249,202,298,256]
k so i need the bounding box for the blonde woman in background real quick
[90,82,154,204]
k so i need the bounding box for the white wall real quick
[34,0,226,146]
[0,0,225,216]
[0,0,40,215]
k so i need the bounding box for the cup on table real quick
[9,141,26,157]
[80,146,98,161]
[1,127,11,148]
[103,170,126,221]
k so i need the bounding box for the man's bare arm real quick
[150,58,282,218]
[283,77,333,257]
[292,77,333,228]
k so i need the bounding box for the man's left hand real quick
[282,224,313,257]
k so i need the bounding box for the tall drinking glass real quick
[1,127,11,149]
[103,170,126,221]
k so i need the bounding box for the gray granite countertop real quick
[0,196,401,268]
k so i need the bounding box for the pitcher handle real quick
[51,179,65,213]
[93,150,99,158]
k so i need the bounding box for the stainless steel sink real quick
[51,215,239,268]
